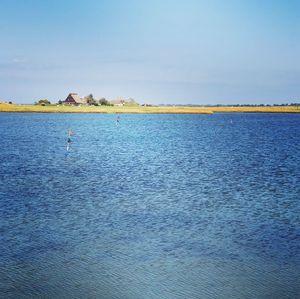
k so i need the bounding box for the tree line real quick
[83,94,113,106]
[35,94,113,106]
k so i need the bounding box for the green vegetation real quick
[78,94,113,106]
[99,98,113,106]
[35,99,51,106]
[85,94,97,105]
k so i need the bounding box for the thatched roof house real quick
[110,99,126,106]
[63,93,86,105]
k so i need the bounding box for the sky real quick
[0,0,299,104]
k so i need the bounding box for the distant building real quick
[63,93,86,105]
[110,98,126,106]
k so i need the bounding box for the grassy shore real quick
[210,106,300,113]
[0,104,213,114]
[0,103,300,114]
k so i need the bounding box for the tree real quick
[85,94,97,105]
[58,100,62,105]
[36,99,51,105]
[99,97,111,106]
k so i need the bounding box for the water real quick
[0,113,299,299]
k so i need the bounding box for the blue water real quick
[0,113,299,299]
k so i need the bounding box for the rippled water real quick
[0,113,300,299]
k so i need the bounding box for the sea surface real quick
[0,112,299,299]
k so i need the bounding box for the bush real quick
[85,94,98,105]
[36,99,51,105]
[99,98,111,106]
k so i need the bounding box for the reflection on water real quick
[0,113,299,298]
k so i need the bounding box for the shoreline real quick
[0,104,300,114]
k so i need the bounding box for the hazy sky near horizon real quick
[0,0,299,104]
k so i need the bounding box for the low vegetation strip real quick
[0,104,213,114]
[210,106,300,113]
[0,103,299,114]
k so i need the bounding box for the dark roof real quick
[64,93,85,104]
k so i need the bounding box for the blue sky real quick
[0,0,299,104]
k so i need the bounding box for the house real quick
[63,93,86,105]
[110,98,126,106]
